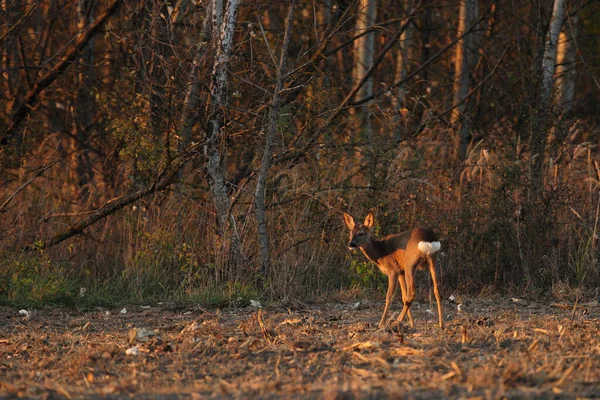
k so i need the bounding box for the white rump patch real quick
[418,241,441,255]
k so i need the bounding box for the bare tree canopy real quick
[1,0,599,305]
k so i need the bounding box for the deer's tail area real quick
[417,241,441,255]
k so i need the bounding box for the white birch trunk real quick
[205,0,242,264]
[539,0,565,109]
[211,0,224,51]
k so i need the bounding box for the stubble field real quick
[1,296,599,399]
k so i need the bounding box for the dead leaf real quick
[73,321,91,334]
[352,367,374,378]
[441,370,458,380]
[343,341,380,351]
[278,318,302,326]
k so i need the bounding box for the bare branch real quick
[0,156,66,213]
[3,0,122,144]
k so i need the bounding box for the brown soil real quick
[1,297,599,399]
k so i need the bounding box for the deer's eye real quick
[357,232,363,237]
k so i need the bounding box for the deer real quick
[343,212,444,329]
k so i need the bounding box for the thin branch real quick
[35,145,200,250]
[350,10,490,107]
[0,2,39,43]
[4,0,122,143]
[0,156,66,213]
[317,10,418,132]
[439,45,510,120]
[255,0,295,278]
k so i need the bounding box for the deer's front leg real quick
[379,273,398,328]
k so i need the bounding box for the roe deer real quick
[343,212,443,329]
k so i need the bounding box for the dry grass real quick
[1,297,600,399]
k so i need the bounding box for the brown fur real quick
[343,212,444,329]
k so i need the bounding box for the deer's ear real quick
[364,212,374,229]
[343,212,355,230]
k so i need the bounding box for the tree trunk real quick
[393,0,416,110]
[352,0,377,102]
[171,0,191,24]
[554,15,577,112]
[255,1,295,280]
[451,0,479,161]
[531,0,565,195]
[205,0,242,268]
[352,0,377,186]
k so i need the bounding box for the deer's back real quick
[378,227,438,271]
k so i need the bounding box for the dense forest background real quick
[1,0,599,306]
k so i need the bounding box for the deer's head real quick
[343,212,374,251]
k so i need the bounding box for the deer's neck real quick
[360,239,385,264]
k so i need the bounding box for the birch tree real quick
[531,0,565,194]
[451,0,479,161]
[205,0,242,263]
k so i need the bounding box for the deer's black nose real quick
[348,242,357,250]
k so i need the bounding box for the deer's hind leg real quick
[428,256,444,328]
[396,262,417,326]
[397,273,414,327]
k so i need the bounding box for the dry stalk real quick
[555,361,578,386]
[570,296,579,323]
[257,309,274,343]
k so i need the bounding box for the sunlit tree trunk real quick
[352,0,377,184]
[171,0,191,24]
[554,15,578,112]
[451,0,479,161]
[352,0,376,102]
[531,0,565,195]
[393,0,416,110]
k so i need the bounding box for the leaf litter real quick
[1,298,599,398]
